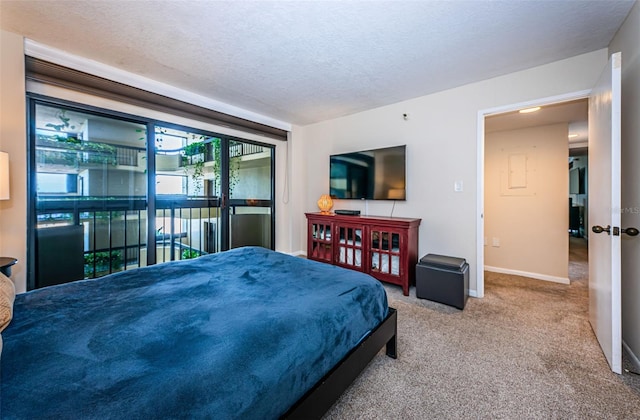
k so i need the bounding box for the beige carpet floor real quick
[323,238,640,419]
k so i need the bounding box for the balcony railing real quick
[36,195,270,281]
[35,135,271,284]
[37,137,268,171]
[230,142,266,158]
[37,197,149,279]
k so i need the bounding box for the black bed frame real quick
[282,307,397,419]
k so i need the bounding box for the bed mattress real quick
[1,246,388,419]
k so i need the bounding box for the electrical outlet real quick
[492,237,500,247]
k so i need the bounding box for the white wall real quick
[609,0,640,370]
[295,49,608,296]
[484,124,569,282]
[0,30,27,292]
[85,168,146,197]
[233,160,271,199]
[288,126,307,255]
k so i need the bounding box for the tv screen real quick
[330,145,406,200]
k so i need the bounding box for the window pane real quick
[229,140,272,200]
[30,101,275,289]
[155,127,222,197]
[154,126,222,262]
[36,173,77,194]
[156,174,185,195]
[228,139,274,249]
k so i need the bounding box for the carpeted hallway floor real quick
[324,237,640,419]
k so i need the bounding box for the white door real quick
[588,52,622,374]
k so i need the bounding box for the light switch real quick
[454,180,463,192]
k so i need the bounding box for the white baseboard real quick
[484,265,570,285]
[285,250,307,257]
[623,340,640,373]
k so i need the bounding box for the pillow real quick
[0,272,16,333]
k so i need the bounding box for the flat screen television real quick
[330,145,406,200]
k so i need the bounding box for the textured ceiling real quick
[0,0,634,126]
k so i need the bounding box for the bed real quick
[0,246,396,419]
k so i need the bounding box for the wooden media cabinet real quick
[306,212,421,296]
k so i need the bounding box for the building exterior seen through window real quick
[31,101,274,289]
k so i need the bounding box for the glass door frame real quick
[152,121,276,254]
[224,137,276,251]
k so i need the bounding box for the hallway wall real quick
[485,123,569,282]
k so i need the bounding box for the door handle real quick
[592,225,639,236]
[592,225,611,235]
[622,227,639,237]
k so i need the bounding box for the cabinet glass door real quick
[370,229,402,277]
[335,224,364,270]
[309,221,332,262]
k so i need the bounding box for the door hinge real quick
[613,226,620,236]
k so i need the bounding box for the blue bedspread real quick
[0,247,388,419]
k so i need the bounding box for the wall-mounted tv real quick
[330,145,406,200]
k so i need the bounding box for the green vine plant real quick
[209,138,240,197]
[182,138,206,194]
[152,132,241,197]
[45,109,76,132]
[229,156,240,197]
[181,249,201,260]
[42,109,80,144]
[38,108,119,166]
[84,250,123,278]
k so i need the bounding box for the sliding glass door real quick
[153,131,275,259]
[228,139,274,249]
[31,102,148,288]
[28,97,276,290]
[153,126,223,264]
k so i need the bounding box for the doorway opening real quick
[476,90,591,298]
[568,106,589,239]
[569,146,589,287]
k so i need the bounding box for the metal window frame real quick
[26,94,276,290]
